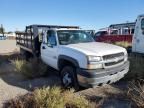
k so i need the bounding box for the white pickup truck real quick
[16,25,129,89]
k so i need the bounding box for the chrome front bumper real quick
[77,61,129,87]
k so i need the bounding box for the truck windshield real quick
[57,30,94,45]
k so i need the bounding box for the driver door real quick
[41,30,58,69]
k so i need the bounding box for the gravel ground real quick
[77,83,136,108]
[0,61,28,107]
[0,40,23,107]
[0,79,28,107]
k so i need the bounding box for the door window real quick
[47,30,57,47]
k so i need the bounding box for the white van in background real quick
[132,14,144,53]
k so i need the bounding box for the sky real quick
[0,0,144,32]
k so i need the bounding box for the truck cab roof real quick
[26,24,80,29]
[138,14,144,17]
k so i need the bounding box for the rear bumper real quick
[77,61,129,88]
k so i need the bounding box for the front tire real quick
[60,66,79,90]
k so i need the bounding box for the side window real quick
[141,18,144,30]
[131,29,135,34]
[47,30,57,46]
[95,32,101,37]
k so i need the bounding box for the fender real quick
[58,55,80,70]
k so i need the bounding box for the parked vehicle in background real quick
[94,30,108,37]
[95,22,135,48]
[84,30,95,36]
[0,35,6,40]
[94,14,144,54]
[16,25,129,89]
[132,14,144,53]
[6,32,16,40]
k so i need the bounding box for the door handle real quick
[42,46,46,49]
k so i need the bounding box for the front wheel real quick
[60,66,79,90]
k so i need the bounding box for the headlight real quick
[88,56,101,62]
[87,56,103,69]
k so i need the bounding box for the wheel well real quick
[58,59,75,71]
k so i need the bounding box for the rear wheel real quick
[60,66,79,90]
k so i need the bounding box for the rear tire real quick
[60,66,79,90]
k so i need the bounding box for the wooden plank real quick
[17,45,33,53]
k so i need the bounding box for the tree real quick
[0,24,5,36]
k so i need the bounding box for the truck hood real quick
[64,42,126,56]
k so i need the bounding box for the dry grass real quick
[4,87,91,108]
[13,59,26,73]
[34,87,65,108]
[128,80,144,108]
[115,41,132,48]
[34,87,90,108]
[13,58,48,79]
[63,89,90,108]
[124,54,144,80]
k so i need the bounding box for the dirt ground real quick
[0,40,136,108]
[0,40,19,54]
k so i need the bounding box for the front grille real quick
[105,59,124,66]
[103,52,124,60]
[103,52,125,67]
